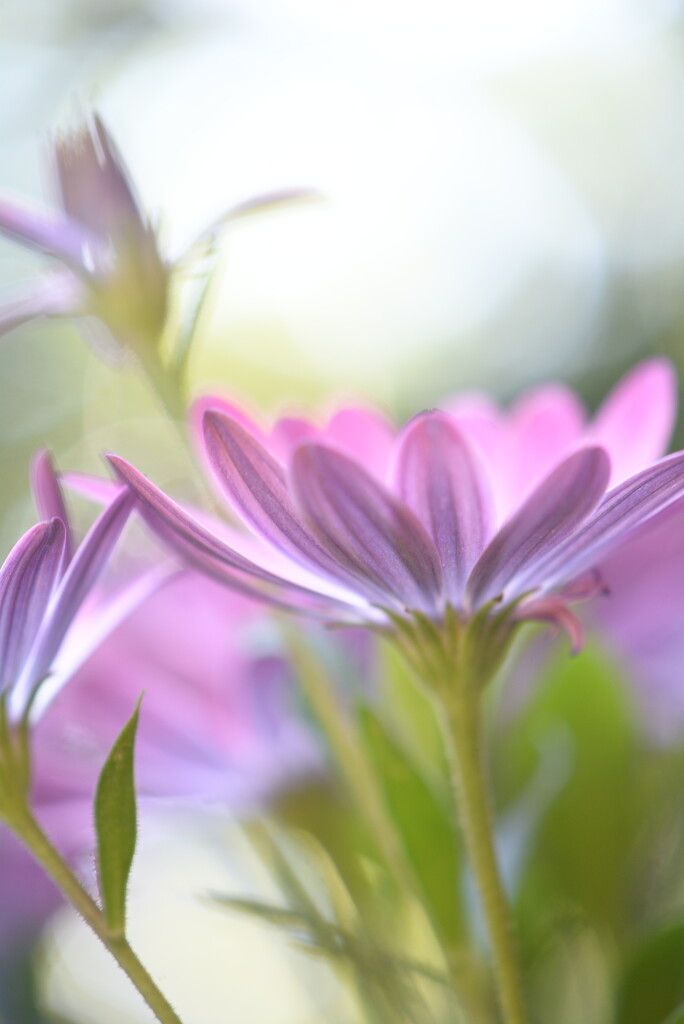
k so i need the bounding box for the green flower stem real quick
[286,632,416,894]
[9,803,184,1024]
[439,676,528,1024]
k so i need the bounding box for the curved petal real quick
[270,416,318,459]
[203,411,386,595]
[31,449,73,565]
[0,197,91,271]
[0,519,65,694]
[467,447,610,609]
[107,455,372,622]
[16,489,134,705]
[590,358,677,486]
[511,384,586,496]
[514,596,585,654]
[532,450,684,591]
[392,412,492,606]
[290,443,444,615]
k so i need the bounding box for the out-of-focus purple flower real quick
[103,358,684,660]
[0,115,316,359]
[0,116,169,354]
[32,570,326,810]
[0,451,135,724]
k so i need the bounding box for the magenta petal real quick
[533,450,684,590]
[107,455,367,620]
[203,411,363,584]
[19,489,134,700]
[591,358,676,485]
[290,443,444,615]
[0,519,66,693]
[393,412,492,606]
[467,447,610,609]
[31,449,73,565]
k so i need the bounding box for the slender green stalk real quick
[438,675,528,1024]
[9,804,184,1024]
[286,633,415,894]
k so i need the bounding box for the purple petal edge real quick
[0,519,66,694]
[533,449,684,590]
[290,442,444,616]
[107,455,372,622]
[16,489,134,706]
[467,447,610,609]
[393,411,492,606]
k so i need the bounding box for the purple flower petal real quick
[17,489,134,702]
[54,116,152,251]
[203,411,384,592]
[0,197,91,271]
[0,273,83,339]
[290,443,444,615]
[467,447,610,609]
[393,412,492,606]
[0,519,66,693]
[31,449,73,565]
[62,470,123,505]
[107,455,369,621]
[532,450,684,590]
[590,358,676,486]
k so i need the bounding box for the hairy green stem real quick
[10,805,184,1024]
[439,677,528,1024]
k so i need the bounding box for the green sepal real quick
[94,695,142,937]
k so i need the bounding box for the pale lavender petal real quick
[0,197,90,270]
[0,519,66,693]
[393,412,492,606]
[203,411,378,588]
[54,116,153,252]
[17,489,134,702]
[31,449,73,565]
[589,358,676,486]
[107,455,370,621]
[0,273,82,339]
[290,443,444,615]
[467,447,610,609]
[531,450,684,591]
[26,564,176,722]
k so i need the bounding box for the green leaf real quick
[496,645,639,933]
[616,919,684,1024]
[357,704,465,950]
[662,1008,684,1024]
[94,696,142,936]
